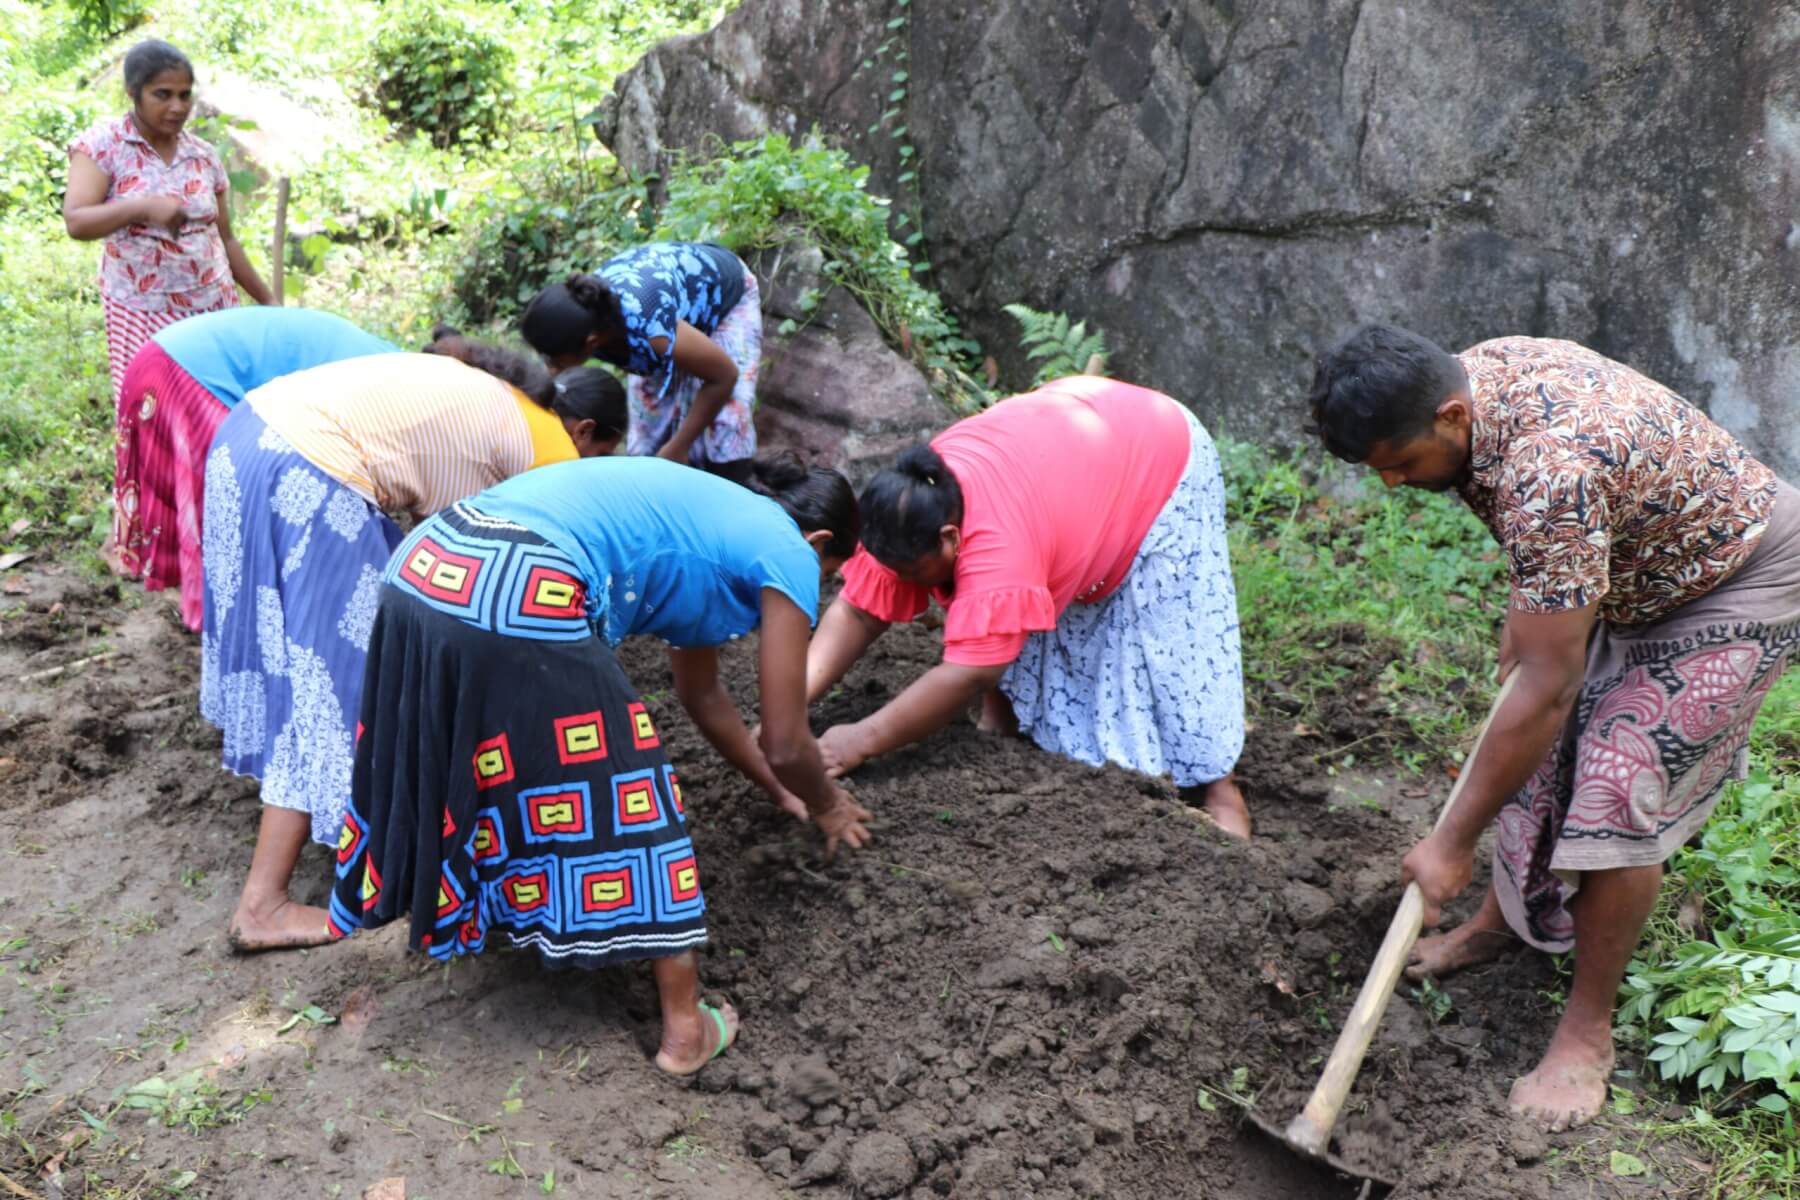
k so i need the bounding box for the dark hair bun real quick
[744,454,861,560]
[893,444,949,486]
[565,274,616,316]
[746,450,810,493]
[857,442,963,567]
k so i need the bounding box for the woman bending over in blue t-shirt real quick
[325,454,867,1074]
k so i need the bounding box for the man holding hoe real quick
[1309,327,1800,1132]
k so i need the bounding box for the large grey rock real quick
[750,245,946,484]
[598,0,1800,479]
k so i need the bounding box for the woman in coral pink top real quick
[805,376,1250,835]
[64,39,273,403]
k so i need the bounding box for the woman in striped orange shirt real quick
[201,336,623,951]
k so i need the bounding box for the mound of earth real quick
[0,564,1692,1198]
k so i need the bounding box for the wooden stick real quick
[1281,673,1519,1156]
[270,176,290,306]
[0,1167,45,1199]
[19,651,119,684]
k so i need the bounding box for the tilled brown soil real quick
[0,563,1699,1199]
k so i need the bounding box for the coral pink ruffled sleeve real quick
[839,547,931,622]
[838,549,1055,667]
[939,585,1056,667]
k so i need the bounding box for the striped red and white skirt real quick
[113,339,230,631]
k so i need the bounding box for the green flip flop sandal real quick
[698,1001,735,1064]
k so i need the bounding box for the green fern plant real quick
[1003,304,1109,387]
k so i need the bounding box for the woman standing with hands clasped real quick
[65,39,273,402]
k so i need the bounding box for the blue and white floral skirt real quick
[1002,406,1245,787]
[199,404,401,844]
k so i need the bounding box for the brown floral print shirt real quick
[1456,338,1778,628]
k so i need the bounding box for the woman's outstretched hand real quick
[769,784,810,822]
[813,787,872,861]
[817,723,869,779]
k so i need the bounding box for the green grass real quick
[1219,438,1505,751]
[0,218,115,547]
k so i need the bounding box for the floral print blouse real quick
[68,114,234,313]
[596,241,748,395]
[1457,337,1779,628]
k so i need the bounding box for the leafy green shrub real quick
[369,4,515,149]
[0,89,96,216]
[0,216,115,542]
[1002,304,1108,385]
[65,0,149,38]
[655,131,989,411]
[184,0,272,58]
[451,163,651,325]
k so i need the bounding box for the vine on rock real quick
[657,131,991,412]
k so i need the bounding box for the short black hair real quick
[858,444,963,567]
[123,39,194,101]
[1308,324,1468,462]
[549,367,626,441]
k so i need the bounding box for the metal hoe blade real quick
[1245,1107,1399,1192]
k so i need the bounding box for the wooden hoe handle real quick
[1282,673,1519,1156]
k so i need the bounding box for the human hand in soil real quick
[811,787,873,860]
[1400,830,1474,928]
[816,723,869,778]
[769,784,811,822]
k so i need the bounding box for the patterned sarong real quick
[625,268,760,469]
[1001,406,1246,786]
[326,502,707,969]
[1496,482,1800,951]
[199,405,402,844]
[114,341,230,631]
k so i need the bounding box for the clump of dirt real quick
[0,565,1692,1199]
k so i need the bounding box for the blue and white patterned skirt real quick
[1001,406,1245,787]
[199,404,402,844]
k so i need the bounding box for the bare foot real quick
[1199,775,1251,840]
[1405,915,1513,982]
[227,897,333,953]
[977,687,1018,736]
[655,1000,739,1076]
[1508,1034,1614,1133]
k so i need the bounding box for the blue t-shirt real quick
[597,241,748,384]
[471,457,820,649]
[152,307,399,408]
